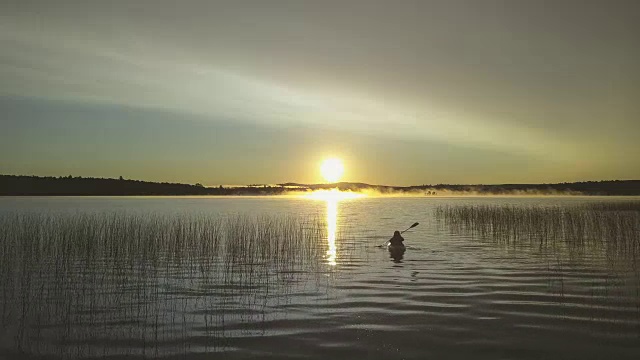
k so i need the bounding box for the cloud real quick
[1,0,639,181]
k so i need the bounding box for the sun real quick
[320,158,344,183]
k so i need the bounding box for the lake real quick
[1,196,639,359]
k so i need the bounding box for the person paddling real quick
[389,230,405,247]
[378,223,418,248]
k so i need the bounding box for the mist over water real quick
[0,196,639,359]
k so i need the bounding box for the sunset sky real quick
[2,0,639,186]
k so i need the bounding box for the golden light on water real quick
[320,158,344,183]
[304,189,365,266]
[303,189,365,201]
[326,198,338,266]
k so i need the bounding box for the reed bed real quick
[435,202,640,261]
[435,201,640,329]
[0,212,332,358]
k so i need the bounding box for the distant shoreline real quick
[1,174,640,196]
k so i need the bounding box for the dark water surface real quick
[0,196,639,359]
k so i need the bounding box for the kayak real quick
[387,244,406,252]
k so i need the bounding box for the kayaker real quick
[389,230,405,247]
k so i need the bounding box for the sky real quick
[1,0,639,186]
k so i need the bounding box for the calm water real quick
[1,196,639,359]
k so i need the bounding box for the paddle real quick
[379,222,419,247]
[401,222,420,234]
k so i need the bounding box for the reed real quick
[435,202,640,261]
[435,201,640,326]
[0,212,332,357]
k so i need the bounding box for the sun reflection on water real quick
[326,198,338,265]
[303,189,365,265]
[302,189,365,201]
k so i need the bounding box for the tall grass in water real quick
[435,201,640,329]
[434,202,640,262]
[0,213,328,358]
